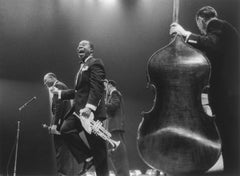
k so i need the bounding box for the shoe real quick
[78,158,94,175]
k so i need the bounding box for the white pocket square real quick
[82,65,89,71]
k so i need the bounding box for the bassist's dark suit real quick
[186,18,240,175]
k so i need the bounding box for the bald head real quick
[43,72,57,87]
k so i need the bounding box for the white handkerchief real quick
[82,65,89,71]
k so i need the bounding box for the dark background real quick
[0,0,239,175]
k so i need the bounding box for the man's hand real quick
[49,125,61,135]
[80,107,92,119]
[49,86,59,94]
[49,86,61,99]
[170,22,191,37]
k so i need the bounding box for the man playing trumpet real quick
[52,40,109,176]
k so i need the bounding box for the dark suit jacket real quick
[52,81,71,129]
[186,18,240,109]
[61,57,106,120]
[105,90,125,132]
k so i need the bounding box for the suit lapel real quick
[75,63,84,88]
[75,57,93,89]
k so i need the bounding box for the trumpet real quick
[73,112,120,150]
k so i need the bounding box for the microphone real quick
[18,96,37,111]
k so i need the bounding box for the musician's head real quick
[103,79,117,93]
[195,6,218,35]
[76,40,94,61]
[43,72,57,88]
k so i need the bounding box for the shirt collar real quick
[83,55,93,63]
[48,80,57,90]
[53,80,58,87]
[109,88,117,95]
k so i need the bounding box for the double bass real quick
[137,0,221,175]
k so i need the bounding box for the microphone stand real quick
[13,96,37,176]
[13,121,20,176]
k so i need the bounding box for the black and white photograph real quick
[0,0,239,176]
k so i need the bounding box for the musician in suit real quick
[53,40,108,176]
[170,6,240,175]
[44,72,81,176]
[104,79,130,176]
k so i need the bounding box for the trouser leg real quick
[109,131,130,176]
[85,131,109,176]
[60,115,91,163]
